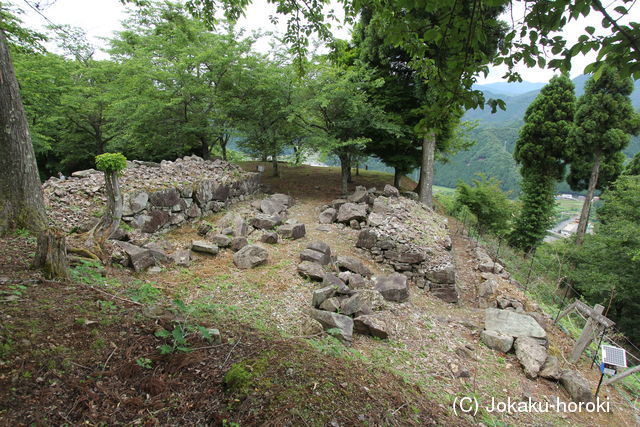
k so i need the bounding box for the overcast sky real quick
[15,0,632,84]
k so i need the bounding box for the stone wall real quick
[318,185,459,303]
[44,156,260,234]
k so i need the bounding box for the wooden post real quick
[603,365,640,386]
[569,304,604,363]
[33,228,70,281]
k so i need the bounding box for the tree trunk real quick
[92,171,123,243]
[418,131,436,208]
[33,228,70,281]
[576,152,601,246]
[355,163,359,176]
[272,153,279,177]
[201,137,210,160]
[394,168,402,189]
[261,152,268,162]
[347,162,353,183]
[220,135,228,161]
[339,154,350,195]
[0,29,47,236]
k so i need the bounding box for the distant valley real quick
[432,75,640,195]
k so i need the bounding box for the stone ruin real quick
[43,155,260,234]
[318,184,458,303]
[295,240,408,343]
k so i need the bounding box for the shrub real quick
[454,175,515,236]
[95,152,127,173]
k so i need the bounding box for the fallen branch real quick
[90,286,142,306]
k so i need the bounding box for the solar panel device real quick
[601,345,627,368]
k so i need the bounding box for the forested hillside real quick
[432,77,640,194]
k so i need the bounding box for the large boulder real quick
[135,209,171,233]
[307,241,331,257]
[347,188,369,204]
[559,370,593,403]
[191,240,219,255]
[115,241,168,273]
[539,355,561,380]
[354,315,389,339]
[336,203,368,224]
[269,193,294,207]
[297,261,325,281]
[172,249,191,267]
[480,330,514,353]
[341,289,385,316]
[336,256,373,278]
[149,188,181,208]
[426,264,456,284]
[260,232,279,244]
[356,229,377,249]
[514,337,548,379]
[278,223,306,240]
[233,245,269,269]
[375,273,409,302]
[260,198,286,215]
[318,208,337,224]
[307,309,353,343]
[230,237,248,252]
[124,191,149,215]
[319,297,343,312]
[383,184,400,198]
[249,214,283,230]
[300,248,330,265]
[484,308,547,339]
[211,234,232,248]
[322,273,350,294]
[312,285,337,308]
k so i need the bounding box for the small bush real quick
[454,175,516,236]
[95,153,127,173]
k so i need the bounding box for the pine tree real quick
[568,67,640,246]
[509,75,575,252]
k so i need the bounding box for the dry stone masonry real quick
[319,185,458,303]
[44,156,260,234]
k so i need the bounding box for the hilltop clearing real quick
[1,160,637,425]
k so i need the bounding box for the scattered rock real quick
[249,214,282,230]
[559,370,593,403]
[230,237,248,252]
[260,198,286,215]
[233,245,268,269]
[539,355,561,380]
[356,229,377,249]
[383,184,399,198]
[278,223,306,240]
[297,261,325,281]
[480,330,514,353]
[300,248,330,265]
[115,241,168,272]
[336,203,367,224]
[307,309,354,343]
[318,208,337,224]
[514,336,548,379]
[336,256,372,278]
[307,241,331,257]
[374,273,409,302]
[347,188,369,204]
[322,273,350,294]
[319,297,343,312]
[312,286,337,308]
[172,249,191,267]
[260,232,279,244]
[191,240,219,255]
[354,315,389,339]
[484,308,547,339]
[211,234,232,248]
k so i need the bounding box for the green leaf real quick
[159,344,173,355]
